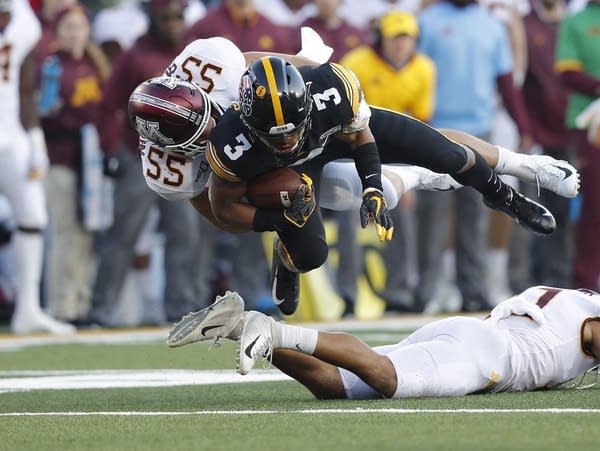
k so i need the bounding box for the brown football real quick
[246,167,303,208]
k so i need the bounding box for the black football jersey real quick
[206,63,367,182]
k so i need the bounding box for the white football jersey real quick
[0,0,41,129]
[493,286,600,392]
[141,38,246,199]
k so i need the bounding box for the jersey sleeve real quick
[205,141,242,182]
[329,63,371,133]
[140,138,211,200]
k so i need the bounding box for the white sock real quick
[12,231,44,316]
[383,165,420,193]
[271,320,318,355]
[495,146,535,182]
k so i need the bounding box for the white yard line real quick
[1,408,599,417]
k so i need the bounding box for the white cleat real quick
[167,291,245,348]
[11,311,76,335]
[413,166,462,191]
[521,155,580,198]
[236,311,274,376]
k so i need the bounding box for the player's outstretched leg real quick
[271,238,300,315]
[167,291,245,347]
[237,311,275,375]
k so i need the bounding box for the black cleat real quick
[484,188,556,235]
[271,238,300,315]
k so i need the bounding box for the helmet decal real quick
[255,85,266,97]
[239,74,253,117]
[134,118,174,146]
[261,57,285,127]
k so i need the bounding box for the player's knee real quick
[292,239,328,272]
[432,143,470,174]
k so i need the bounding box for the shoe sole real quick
[167,296,243,347]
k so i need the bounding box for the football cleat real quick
[521,155,580,198]
[236,311,274,375]
[484,187,556,235]
[167,291,245,348]
[412,166,463,191]
[271,238,300,315]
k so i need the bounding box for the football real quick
[246,167,303,208]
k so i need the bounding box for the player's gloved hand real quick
[360,188,394,242]
[26,127,49,179]
[490,295,546,326]
[283,173,316,228]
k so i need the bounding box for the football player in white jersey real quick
[167,287,600,398]
[129,36,580,227]
[0,0,74,334]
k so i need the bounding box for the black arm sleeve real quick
[354,141,383,192]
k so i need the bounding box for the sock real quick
[12,231,44,316]
[382,165,419,193]
[271,320,318,355]
[494,146,538,183]
[453,150,511,201]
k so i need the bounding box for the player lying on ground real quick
[168,288,600,399]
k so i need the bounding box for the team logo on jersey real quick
[135,118,174,146]
[239,74,253,116]
[255,85,266,98]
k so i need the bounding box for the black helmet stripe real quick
[261,57,286,127]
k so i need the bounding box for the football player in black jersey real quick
[205,56,556,316]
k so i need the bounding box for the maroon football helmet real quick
[128,76,218,157]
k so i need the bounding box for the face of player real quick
[55,8,90,59]
[259,126,306,156]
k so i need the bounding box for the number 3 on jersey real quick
[224,133,252,160]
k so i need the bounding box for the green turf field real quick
[0,327,599,451]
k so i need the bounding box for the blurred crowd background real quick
[1,0,599,332]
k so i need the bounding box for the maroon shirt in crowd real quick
[185,4,296,53]
[41,50,102,170]
[522,11,571,150]
[300,17,369,62]
[99,33,185,155]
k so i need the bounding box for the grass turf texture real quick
[1,333,599,451]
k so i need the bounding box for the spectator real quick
[35,0,76,65]
[341,11,435,314]
[555,0,600,290]
[254,0,314,26]
[39,3,111,323]
[521,0,574,288]
[185,0,296,53]
[85,0,205,327]
[417,0,533,312]
[0,0,74,334]
[300,0,369,62]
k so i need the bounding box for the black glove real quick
[103,155,124,178]
[360,188,394,242]
[283,173,316,228]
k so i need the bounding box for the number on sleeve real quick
[312,87,341,111]
[223,133,252,161]
[145,146,185,187]
[0,44,11,82]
